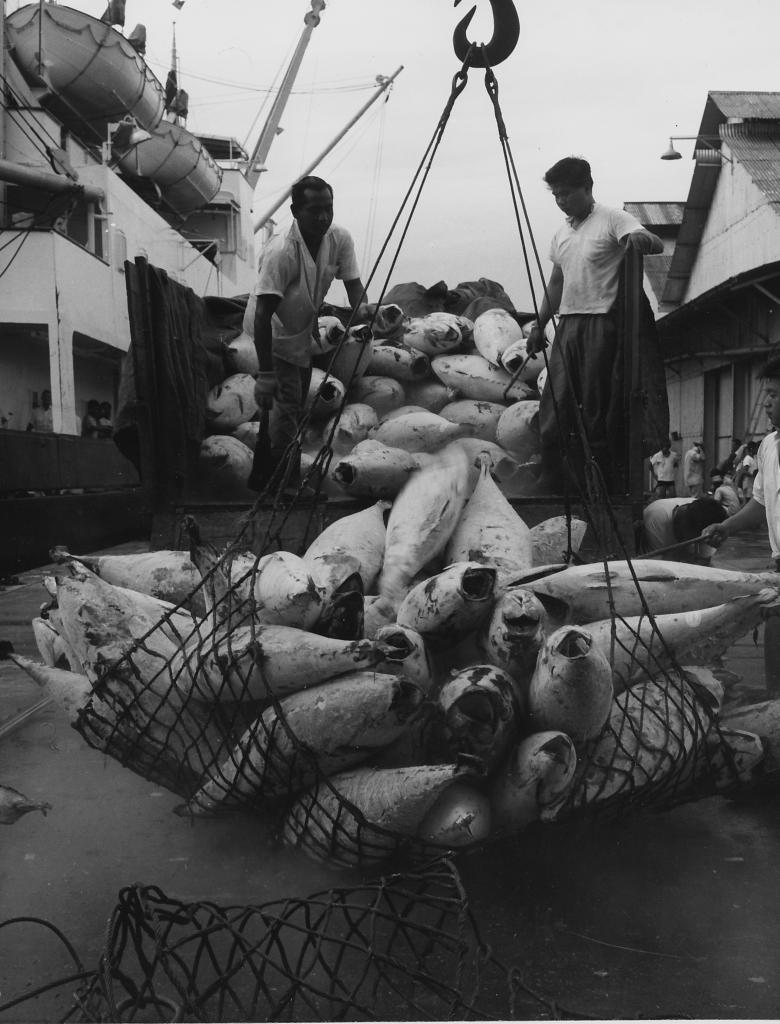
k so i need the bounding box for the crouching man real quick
[642,495,727,565]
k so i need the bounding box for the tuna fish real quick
[415,782,492,849]
[283,763,484,865]
[322,402,378,454]
[564,674,707,813]
[439,399,504,442]
[529,516,588,567]
[331,440,422,499]
[444,454,533,587]
[370,303,407,343]
[527,625,613,741]
[318,323,374,386]
[404,379,457,413]
[378,443,471,611]
[179,624,386,703]
[434,664,520,771]
[206,373,258,432]
[249,551,324,629]
[431,353,535,403]
[396,562,497,645]
[177,672,425,815]
[32,616,71,670]
[225,331,258,375]
[590,591,780,693]
[476,585,554,688]
[302,500,387,593]
[378,404,429,422]
[367,342,431,381]
[370,410,468,453]
[312,315,347,357]
[233,421,260,450]
[198,435,254,499]
[0,784,52,825]
[473,307,524,367]
[490,731,578,831]
[348,375,407,418]
[0,644,93,722]
[510,559,780,626]
[403,313,467,356]
[373,623,435,693]
[306,367,347,420]
[499,337,544,385]
[495,400,541,463]
[51,548,203,614]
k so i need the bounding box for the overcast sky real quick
[14,0,780,310]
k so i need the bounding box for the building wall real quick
[685,161,780,302]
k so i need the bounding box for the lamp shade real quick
[660,140,682,161]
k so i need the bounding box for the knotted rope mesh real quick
[40,860,567,1023]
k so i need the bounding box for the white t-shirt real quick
[642,497,717,560]
[248,221,360,367]
[550,203,644,315]
[650,449,680,482]
[750,432,780,556]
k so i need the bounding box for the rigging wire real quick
[361,93,388,277]
[240,35,298,152]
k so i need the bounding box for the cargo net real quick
[1,861,577,1023]
[14,47,772,873]
[29,494,769,878]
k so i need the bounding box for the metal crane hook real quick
[452,0,520,67]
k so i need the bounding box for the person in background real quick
[642,495,726,565]
[702,357,780,694]
[735,440,759,501]
[709,468,741,516]
[525,156,667,494]
[97,401,113,438]
[716,436,744,478]
[81,399,101,438]
[249,174,366,493]
[683,440,705,497]
[649,440,680,498]
[27,389,53,433]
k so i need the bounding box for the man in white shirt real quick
[703,357,780,694]
[249,175,366,493]
[649,441,680,499]
[683,440,705,496]
[27,389,53,432]
[526,156,667,495]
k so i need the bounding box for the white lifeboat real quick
[6,3,166,146]
[114,119,223,217]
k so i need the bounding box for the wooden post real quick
[622,247,645,504]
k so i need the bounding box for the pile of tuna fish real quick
[5,446,780,866]
[200,303,553,498]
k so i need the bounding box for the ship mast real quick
[245,0,326,190]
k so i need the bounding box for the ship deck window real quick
[6,186,107,260]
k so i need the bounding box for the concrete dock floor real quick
[0,530,779,1021]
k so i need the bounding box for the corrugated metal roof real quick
[623,201,685,226]
[708,91,780,121]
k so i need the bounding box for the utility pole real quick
[246,0,326,190]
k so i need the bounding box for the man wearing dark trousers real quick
[248,175,366,493]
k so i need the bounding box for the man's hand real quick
[525,323,547,356]
[701,521,729,548]
[254,371,276,410]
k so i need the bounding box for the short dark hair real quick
[672,496,727,542]
[290,175,333,210]
[543,157,593,190]
[760,356,780,381]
